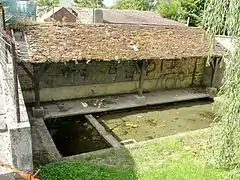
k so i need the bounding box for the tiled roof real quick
[101,9,185,26]
[19,23,220,63]
[71,8,185,26]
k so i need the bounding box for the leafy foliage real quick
[114,0,154,11]
[36,0,60,11]
[203,0,240,169]
[155,0,182,21]
[74,0,105,8]
[155,0,205,26]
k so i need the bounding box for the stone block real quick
[134,95,146,104]
[9,126,33,171]
[32,107,45,118]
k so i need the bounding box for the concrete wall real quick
[75,8,103,24]
[203,61,225,89]
[18,57,206,103]
[0,40,33,178]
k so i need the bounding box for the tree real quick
[114,0,154,11]
[203,0,240,169]
[155,0,181,21]
[36,0,59,12]
[74,0,105,8]
[155,0,205,26]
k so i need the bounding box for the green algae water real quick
[98,100,214,142]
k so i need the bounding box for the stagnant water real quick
[97,99,215,142]
[45,116,110,157]
[45,99,214,156]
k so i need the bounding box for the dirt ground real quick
[98,100,214,142]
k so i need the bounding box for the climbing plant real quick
[203,0,240,169]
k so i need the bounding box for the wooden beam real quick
[138,60,146,97]
[18,62,34,81]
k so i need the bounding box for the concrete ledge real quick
[85,114,121,148]
[44,88,209,119]
[31,118,62,165]
[9,124,33,171]
[60,128,211,162]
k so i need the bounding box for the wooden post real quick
[211,57,221,87]
[32,63,51,109]
[138,60,146,97]
[33,65,41,109]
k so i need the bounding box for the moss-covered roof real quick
[20,23,222,63]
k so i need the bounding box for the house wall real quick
[203,61,224,88]
[75,8,103,24]
[18,57,206,103]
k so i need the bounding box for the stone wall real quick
[18,57,206,103]
[0,37,33,176]
[75,8,103,24]
[143,58,205,90]
[203,62,224,88]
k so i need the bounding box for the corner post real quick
[138,60,146,97]
[33,64,41,109]
[211,57,221,87]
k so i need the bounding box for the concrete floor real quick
[43,88,209,119]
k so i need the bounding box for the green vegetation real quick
[155,0,205,26]
[113,0,205,26]
[36,0,60,11]
[41,130,233,180]
[114,0,154,11]
[74,0,105,8]
[203,0,240,170]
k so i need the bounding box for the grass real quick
[40,129,232,180]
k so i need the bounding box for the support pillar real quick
[19,63,50,118]
[138,60,146,97]
[33,65,41,109]
[32,64,50,118]
[211,57,221,87]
